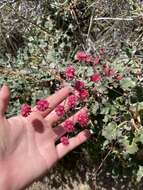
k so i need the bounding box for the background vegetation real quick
[0,0,143,189]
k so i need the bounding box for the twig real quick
[93,16,143,21]
[54,0,69,6]
[95,148,112,175]
[87,4,96,39]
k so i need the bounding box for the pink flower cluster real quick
[115,75,123,81]
[77,111,89,127]
[68,95,78,108]
[103,64,115,77]
[75,80,85,91]
[21,99,49,117]
[75,51,100,65]
[55,105,65,116]
[75,51,89,62]
[21,104,31,117]
[60,111,89,145]
[65,65,75,80]
[63,120,75,133]
[90,73,101,82]
[74,50,123,82]
[79,89,89,100]
[36,99,49,111]
[60,136,69,145]
[74,80,89,101]
[99,48,105,55]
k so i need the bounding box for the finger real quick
[0,85,10,117]
[32,86,73,117]
[53,107,88,140]
[56,129,91,159]
[46,94,78,125]
[53,126,66,140]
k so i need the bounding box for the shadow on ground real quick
[27,137,143,190]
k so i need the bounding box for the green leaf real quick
[101,106,110,115]
[103,115,110,123]
[121,137,138,154]
[137,166,143,182]
[134,131,143,144]
[91,101,99,115]
[86,67,94,76]
[120,78,136,90]
[130,102,143,112]
[126,142,138,154]
[96,85,107,94]
[102,122,122,141]
[110,105,117,115]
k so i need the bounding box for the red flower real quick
[65,65,75,80]
[60,136,69,145]
[103,64,115,77]
[99,48,105,55]
[21,104,31,117]
[36,99,49,111]
[77,111,89,127]
[75,80,85,91]
[115,75,123,81]
[79,89,89,100]
[75,51,99,64]
[92,87,96,92]
[93,56,100,65]
[15,96,20,100]
[63,120,75,133]
[68,95,77,108]
[55,105,65,116]
[85,55,94,63]
[75,51,88,62]
[90,73,101,82]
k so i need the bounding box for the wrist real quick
[0,163,12,190]
[0,161,23,190]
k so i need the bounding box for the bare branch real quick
[93,15,143,21]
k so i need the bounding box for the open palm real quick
[0,85,90,190]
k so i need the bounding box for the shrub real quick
[0,0,143,186]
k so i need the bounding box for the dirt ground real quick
[26,147,143,190]
[27,166,142,190]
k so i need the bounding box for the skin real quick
[0,85,90,190]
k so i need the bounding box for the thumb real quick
[0,85,10,117]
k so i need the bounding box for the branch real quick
[93,16,143,21]
[95,148,112,175]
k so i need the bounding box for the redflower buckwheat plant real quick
[21,104,31,117]
[18,47,142,180]
[36,99,49,111]
[67,95,78,108]
[60,136,69,145]
[79,89,89,101]
[1,0,143,185]
[56,48,140,160]
[66,65,75,80]
[55,105,65,117]
[63,120,75,133]
[77,112,89,127]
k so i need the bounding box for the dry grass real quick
[0,0,143,58]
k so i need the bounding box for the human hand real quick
[0,85,90,190]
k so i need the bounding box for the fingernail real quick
[67,85,74,93]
